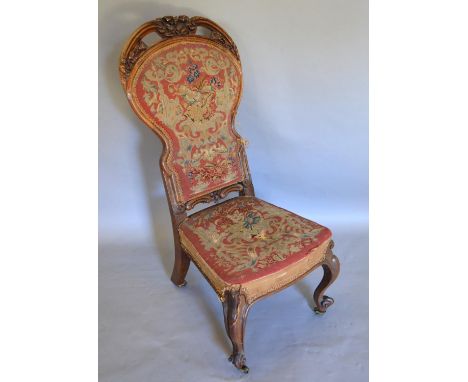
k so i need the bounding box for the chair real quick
[119,15,340,373]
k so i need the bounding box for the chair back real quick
[120,16,254,216]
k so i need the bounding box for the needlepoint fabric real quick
[130,39,245,203]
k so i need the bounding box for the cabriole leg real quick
[313,240,340,314]
[222,289,250,373]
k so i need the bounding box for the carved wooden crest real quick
[154,15,197,37]
[120,39,147,78]
[119,15,241,86]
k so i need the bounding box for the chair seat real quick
[179,196,332,301]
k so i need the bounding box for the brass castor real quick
[314,295,334,314]
[228,354,249,373]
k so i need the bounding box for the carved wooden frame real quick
[120,16,340,373]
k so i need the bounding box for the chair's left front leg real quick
[313,240,341,314]
[222,288,250,373]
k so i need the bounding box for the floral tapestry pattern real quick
[132,41,245,202]
[179,197,332,284]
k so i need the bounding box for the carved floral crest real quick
[120,16,241,84]
[154,15,197,37]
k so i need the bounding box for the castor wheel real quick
[314,307,325,314]
[228,354,249,373]
[314,295,334,314]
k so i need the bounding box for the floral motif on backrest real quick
[128,38,245,204]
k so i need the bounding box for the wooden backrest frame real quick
[119,16,255,233]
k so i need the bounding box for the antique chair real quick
[119,16,340,373]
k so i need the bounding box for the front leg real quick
[313,240,341,314]
[222,288,251,373]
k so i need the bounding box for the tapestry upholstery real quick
[129,39,245,203]
[179,197,332,294]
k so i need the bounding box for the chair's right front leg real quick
[222,288,250,373]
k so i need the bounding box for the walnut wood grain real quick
[313,240,340,314]
[154,15,197,37]
[222,289,250,373]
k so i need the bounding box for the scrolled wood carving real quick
[210,30,240,60]
[153,16,240,60]
[120,16,241,87]
[222,288,250,372]
[154,15,197,37]
[120,39,148,78]
[183,183,245,211]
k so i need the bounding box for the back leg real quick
[171,238,190,287]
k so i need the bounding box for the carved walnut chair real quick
[119,16,340,373]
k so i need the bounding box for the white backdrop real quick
[99,1,368,381]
